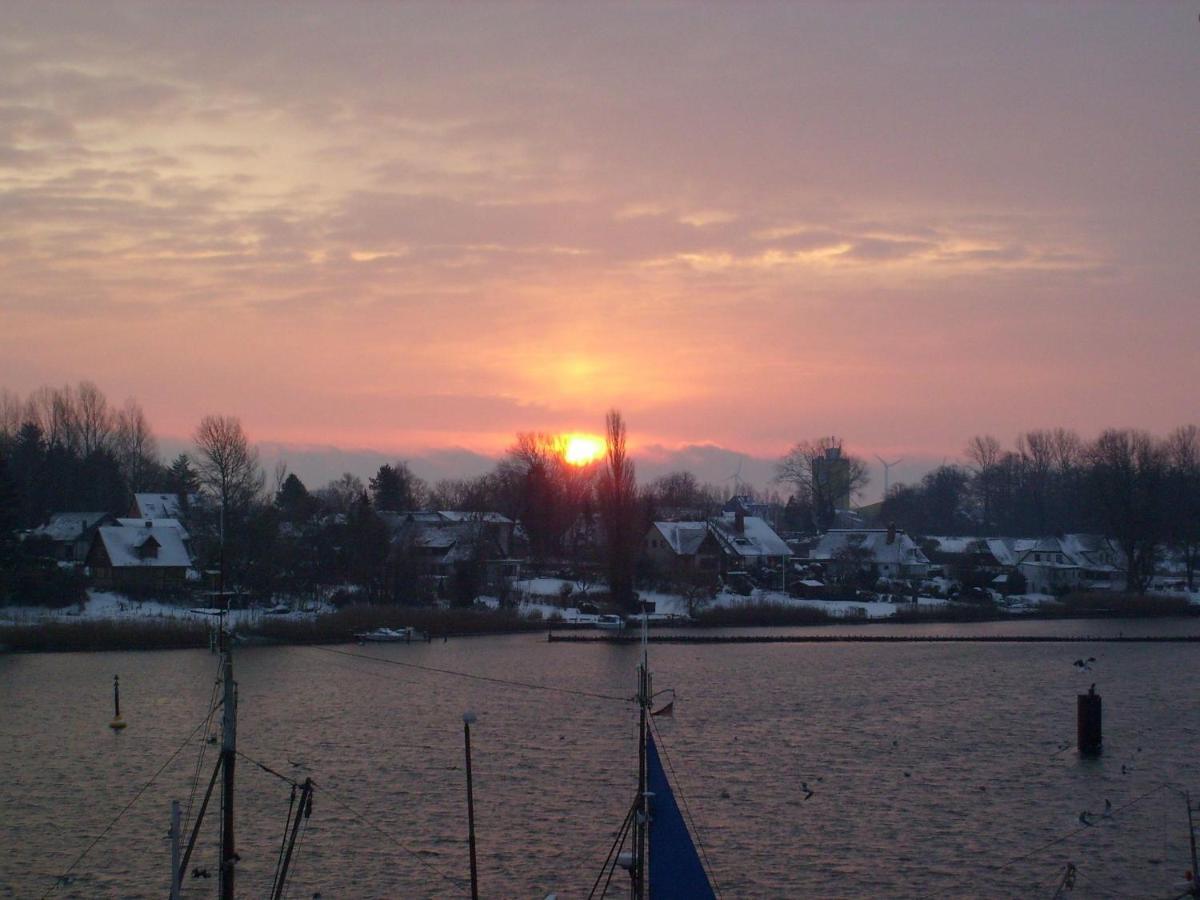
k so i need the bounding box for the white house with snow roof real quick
[707,512,792,571]
[807,526,930,580]
[643,521,722,574]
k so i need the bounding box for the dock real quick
[547,633,1200,644]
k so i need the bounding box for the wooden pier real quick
[547,632,1200,644]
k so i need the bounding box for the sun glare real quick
[562,433,605,466]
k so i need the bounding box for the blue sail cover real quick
[647,733,715,899]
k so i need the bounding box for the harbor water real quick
[2,619,1198,898]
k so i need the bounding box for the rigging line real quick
[183,670,223,834]
[40,704,219,899]
[586,794,638,900]
[993,782,1173,872]
[649,717,725,900]
[596,801,637,900]
[312,780,470,890]
[272,784,299,898]
[236,750,302,787]
[307,644,633,703]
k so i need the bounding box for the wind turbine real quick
[875,454,904,501]
[725,456,745,498]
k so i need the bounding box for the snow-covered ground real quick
[0,591,329,628]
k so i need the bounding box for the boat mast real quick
[634,602,650,900]
[217,501,237,900]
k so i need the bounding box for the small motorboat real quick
[354,627,411,643]
[595,614,625,631]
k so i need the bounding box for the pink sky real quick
[2,3,1197,491]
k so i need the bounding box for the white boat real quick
[595,614,625,631]
[354,627,411,642]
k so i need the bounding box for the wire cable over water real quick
[992,782,1174,873]
[40,704,219,898]
[307,644,634,703]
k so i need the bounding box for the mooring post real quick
[1077,684,1102,756]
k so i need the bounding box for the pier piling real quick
[1077,685,1102,756]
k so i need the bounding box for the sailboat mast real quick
[217,509,237,900]
[634,604,649,900]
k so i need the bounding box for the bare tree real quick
[75,381,113,456]
[0,389,23,444]
[1085,429,1168,593]
[113,399,160,492]
[598,410,639,610]
[193,414,264,514]
[774,437,869,531]
[1166,424,1200,590]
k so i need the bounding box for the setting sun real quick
[562,433,605,466]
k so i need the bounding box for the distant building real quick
[812,446,851,511]
[129,493,198,519]
[28,512,114,562]
[643,522,722,574]
[707,511,792,572]
[807,526,930,580]
[85,524,193,591]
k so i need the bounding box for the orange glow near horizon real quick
[562,433,605,466]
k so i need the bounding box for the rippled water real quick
[3,619,1199,898]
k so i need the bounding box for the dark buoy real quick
[110,674,127,730]
[1077,684,1101,755]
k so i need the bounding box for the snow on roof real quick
[31,512,109,542]
[115,518,190,540]
[652,521,710,556]
[95,525,192,568]
[132,493,183,519]
[709,514,791,558]
[438,511,513,525]
[809,529,929,566]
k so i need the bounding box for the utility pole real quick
[463,712,479,900]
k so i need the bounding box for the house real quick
[807,526,931,581]
[389,515,520,590]
[1015,537,1080,594]
[27,512,114,562]
[85,524,193,591]
[643,522,722,575]
[128,493,192,519]
[707,511,792,573]
[1060,534,1126,589]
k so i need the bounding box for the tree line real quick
[874,427,1200,591]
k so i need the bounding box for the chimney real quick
[734,509,745,534]
[886,522,896,545]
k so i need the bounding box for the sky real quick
[2,3,1197,498]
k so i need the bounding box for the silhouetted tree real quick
[775,437,869,531]
[598,410,638,610]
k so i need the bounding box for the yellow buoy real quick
[109,716,127,730]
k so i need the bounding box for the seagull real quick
[1073,659,1092,671]
[801,781,815,800]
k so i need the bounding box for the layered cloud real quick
[1,3,1196,469]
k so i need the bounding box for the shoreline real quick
[3,602,1198,654]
